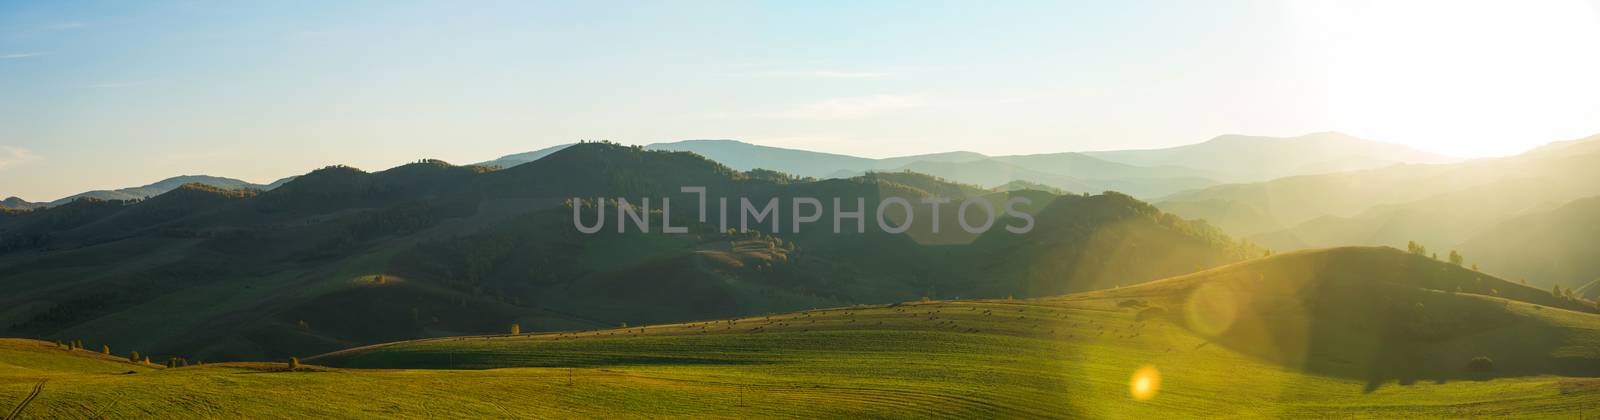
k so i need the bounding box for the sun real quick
[1284,0,1600,157]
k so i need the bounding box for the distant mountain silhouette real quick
[0,197,44,211]
[1456,195,1600,290]
[889,154,1221,198]
[477,143,576,169]
[46,175,291,207]
[481,134,1444,199]
[1159,133,1600,282]
[1085,132,1456,182]
[485,140,1217,197]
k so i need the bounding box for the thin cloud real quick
[763,94,935,119]
[0,53,44,60]
[688,93,1017,121]
[41,22,88,31]
[747,70,889,79]
[0,146,42,170]
[77,80,154,89]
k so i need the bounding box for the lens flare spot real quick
[1129,365,1161,401]
[1184,282,1238,337]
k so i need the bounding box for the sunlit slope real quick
[7,311,1600,416]
[1457,195,1600,291]
[0,339,158,417]
[292,247,1600,418]
[1158,133,1600,245]
[1080,247,1600,383]
[0,339,156,378]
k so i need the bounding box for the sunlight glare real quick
[1284,0,1600,157]
[1184,282,1239,338]
[1129,365,1162,401]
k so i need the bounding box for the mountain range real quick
[7,132,1445,209]
[1082,132,1457,181]
[1157,133,1600,290]
[3,130,1599,372]
[0,142,1259,360]
[1,175,295,211]
[472,132,1447,199]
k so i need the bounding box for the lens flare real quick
[1129,365,1161,401]
[1184,282,1238,337]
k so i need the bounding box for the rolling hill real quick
[0,197,44,211]
[488,139,1223,198]
[0,142,1259,363]
[644,139,991,179]
[1455,195,1600,291]
[476,143,576,169]
[8,247,1589,418]
[880,156,1220,198]
[1159,133,1600,259]
[1086,132,1456,182]
[480,134,1447,201]
[36,175,293,207]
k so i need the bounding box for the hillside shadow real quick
[1158,249,1600,393]
[1198,285,1596,393]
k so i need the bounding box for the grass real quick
[6,301,1599,418]
[6,247,1600,418]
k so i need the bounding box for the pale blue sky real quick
[3,1,1600,201]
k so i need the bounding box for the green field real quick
[5,248,1600,418]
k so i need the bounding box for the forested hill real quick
[0,142,1259,361]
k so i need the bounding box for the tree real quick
[510,323,521,335]
[288,357,300,370]
[129,351,141,363]
[1448,250,1463,266]
[1467,356,1495,372]
[1407,241,1428,256]
[102,344,110,355]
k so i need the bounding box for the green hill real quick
[1456,195,1600,291]
[0,142,1258,363]
[6,247,1593,418]
[0,197,44,211]
[492,139,1233,199]
[44,175,283,206]
[1159,133,1600,250]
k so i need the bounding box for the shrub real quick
[1467,356,1495,372]
[288,357,301,370]
[1136,306,1168,321]
[129,351,141,363]
[510,323,521,335]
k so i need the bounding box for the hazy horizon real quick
[0,129,1563,203]
[5,0,1600,200]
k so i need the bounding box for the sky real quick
[3,0,1600,201]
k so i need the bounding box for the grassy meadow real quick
[6,248,1600,418]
